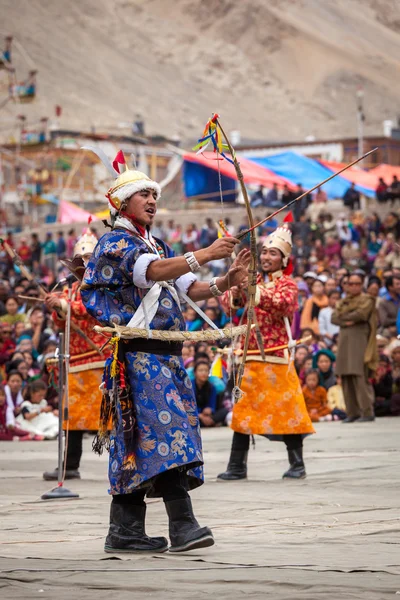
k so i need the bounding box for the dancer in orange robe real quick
[218,225,315,481]
[42,230,111,481]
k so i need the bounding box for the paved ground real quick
[1,420,400,599]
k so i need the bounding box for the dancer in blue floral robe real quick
[82,229,204,496]
[79,150,247,554]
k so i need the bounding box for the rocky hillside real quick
[1,0,400,143]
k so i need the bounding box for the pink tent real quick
[369,164,400,182]
[183,152,295,190]
[58,200,98,224]
[319,159,378,190]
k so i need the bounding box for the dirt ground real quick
[1,420,400,599]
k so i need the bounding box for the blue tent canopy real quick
[245,151,374,198]
[183,160,236,202]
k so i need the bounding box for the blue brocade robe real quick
[81,228,204,496]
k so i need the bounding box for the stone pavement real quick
[1,420,399,599]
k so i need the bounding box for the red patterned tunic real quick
[221,270,314,436]
[50,282,111,430]
[221,270,298,357]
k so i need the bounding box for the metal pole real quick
[41,306,79,500]
[357,88,364,158]
[56,332,64,484]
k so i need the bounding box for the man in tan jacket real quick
[331,273,378,423]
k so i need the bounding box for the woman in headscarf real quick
[312,348,336,391]
[300,278,328,335]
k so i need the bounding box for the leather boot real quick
[43,467,80,481]
[217,450,248,481]
[165,497,214,553]
[282,447,306,479]
[104,501,168,553]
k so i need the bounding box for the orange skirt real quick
[63,365,104,431]
[232,360,315,436]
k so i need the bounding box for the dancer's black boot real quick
[165,497,214,553]
[217,450,248,480]
[104,501,168,553]
[282,447,306,479]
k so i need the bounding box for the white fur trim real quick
[132,254,160,288]
[111,180,161,204]
[175,272,197,297]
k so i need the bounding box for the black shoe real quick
[341,417,359,423]
[43,468,81,481]
[355,416,375,422]
[165,497,214,553]
[282,447,306,479]
[104,502,168,553]
[217,450,248,481]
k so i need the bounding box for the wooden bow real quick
[211,115,265,401]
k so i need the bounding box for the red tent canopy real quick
[369,163,400,182]
[183,151,295,190]
[319,159,378,190]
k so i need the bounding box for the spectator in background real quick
[281,184,294,207]
[265,183,280,208]
[367,232,382,266]
[332,272,377,423]
[0,297,26,326]
[300,278,328,335]
[375,178,388,203]
[15,379,57,439]
[191,361,228,427]
[250,185,266,208]
[378,275,400,337]
[313,348,336,390]
[292,238,311,270]
[343,183,360,211]
[0,383,34,441]
[387,175,400,205]
[30,233,42,273]
[4,370,24,417]
[314,187,328,204]
[66,229,76,258]
[169,223,183,254]
[293,214,311,244]
[385,245,400,270]
[199,218,218,247]
[302,369,333,422]
[151,221,166,240]
[366,276,381,300]
[42,233,57,273]
[258,212,278,237]
[17,238,32,267]
[372,355,393,417]
[0,323,15,368]
[182,224,199,253]
[56,231,66,260]
[318,289,340,347]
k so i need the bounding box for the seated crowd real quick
[1,206,400,441]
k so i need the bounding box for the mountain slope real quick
[1,0,400,143]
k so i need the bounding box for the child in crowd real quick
[294,345,309,375]
[302,369,335,422]
[0,384,38,440]
[299,354,314,384]
[4,370,24,416]
[327,376,347,420]
[191,361,228,427]
[15,379,58,439]
[372,355,393,417]
[313,349,336,390]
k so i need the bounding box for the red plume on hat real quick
[283,211,294,225]
[112,150,127,174]
[283,211,294,274]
